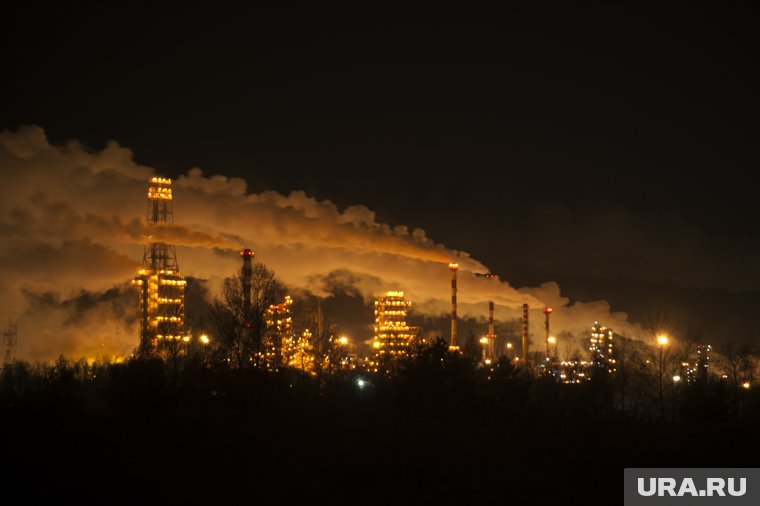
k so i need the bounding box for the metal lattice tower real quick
[132,177,187,355]
[144,177,179,270]
[3,321,18,367]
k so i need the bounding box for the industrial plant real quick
[124,177,732,390]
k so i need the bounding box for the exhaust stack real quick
[521,303,529,365]
[449,263,459,350]
[488,301,495,361]
[544,306,553,359]
[241,249,254,319]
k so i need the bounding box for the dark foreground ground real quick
[1,357,758,504]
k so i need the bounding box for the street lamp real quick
[672,374,682,422]
[657,335,669,421]
[548,336,558,361]
[479,337,489,364]
[199,334,210,364]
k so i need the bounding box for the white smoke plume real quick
[0,125,643,360]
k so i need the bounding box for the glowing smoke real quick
[0,125,643,360]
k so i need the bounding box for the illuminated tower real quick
[373,291,420,358]
[449,263,459,350]
[589,321,616,373]
[132,177,187,355]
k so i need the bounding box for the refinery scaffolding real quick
[265,295,294,370]
[131,177,188,355]
[372,291,421,359]
[589,321,617,373]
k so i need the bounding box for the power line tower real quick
[3,321,18,367]
[131,177,187,356]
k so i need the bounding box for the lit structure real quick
[589,321,616,373]
[557,358,591,384]
[132,177,187,354]
[449,263,459,350]
[265,295,294,370]
[682,343,712,384]
[696,343,711,382]
[373,291,420,358]
[290,328,316,374]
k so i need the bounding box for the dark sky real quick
[3,2,760,342]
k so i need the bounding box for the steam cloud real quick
[0,126,642,360]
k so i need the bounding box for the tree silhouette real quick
[210,262,284,369]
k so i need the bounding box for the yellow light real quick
[657,335,668,346]
[506,342,513,349]
[448,262,459,270]
[200,334,210,345]
[742,382,751,389]
[672,375,681,383]
[182,336,190,342]
[547,336,557,344]
[338,336,348,345]
[373,341,380,349]
[479,337,488,344]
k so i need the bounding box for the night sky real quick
[3,2,760,343]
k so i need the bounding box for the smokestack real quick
[317,300,324,340]
[544,306,553,359]
[241,249,254,319]
[449,263,459,350]
[521,303,529,365]
[488,301,495,362]
[488,301,495,337]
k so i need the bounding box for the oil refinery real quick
[126,177,720,384]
